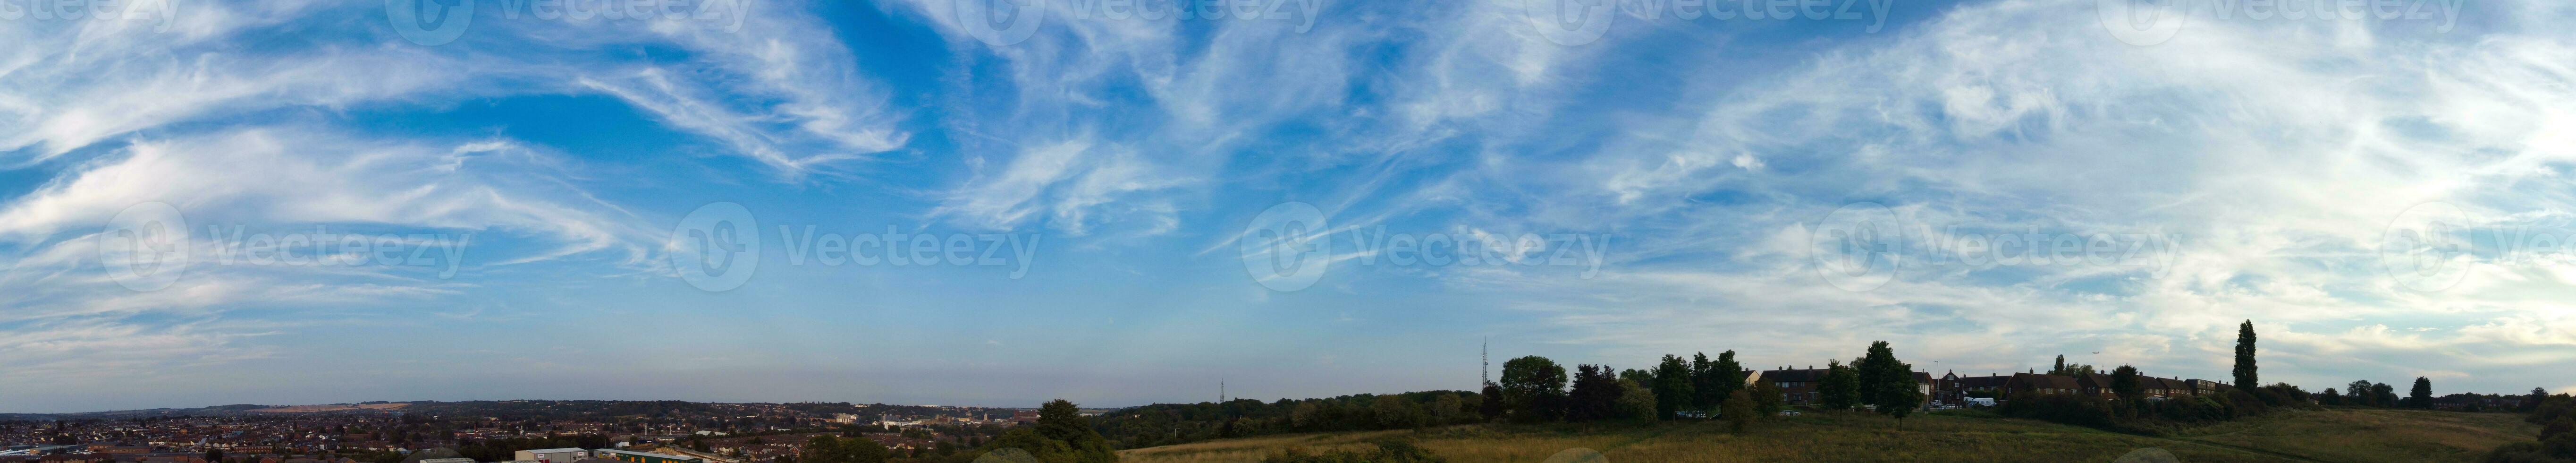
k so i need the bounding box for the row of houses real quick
[1743,366,2228,407]
[2433,395,2530,411]
[1741,367,1937,405]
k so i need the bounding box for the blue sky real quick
[1,0,2571,413]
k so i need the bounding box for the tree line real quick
[1094,320,2557,452]
[1486,340,1932,429]
[2485,393,2576,463]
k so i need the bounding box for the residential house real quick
[1941,372,2012,403]
[2184,379,2221,396]
[1747,368,1828,404]
[1750,368,1934,405]
[2003,373,2082,395]
[2149,377,2193,398]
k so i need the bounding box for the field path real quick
[1587,421,1685,453]
[2142,432,2322,462]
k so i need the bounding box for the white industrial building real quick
[517,448,590,463]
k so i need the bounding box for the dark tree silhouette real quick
[2409,377,2434,409]
[2233,320,2259,387]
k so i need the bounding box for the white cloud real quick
[0,128,656,386]
[1424,0,2576,392]
[0,1,905,177]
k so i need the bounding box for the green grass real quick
[2165,408,2541,463]
[1115,409,2541,463]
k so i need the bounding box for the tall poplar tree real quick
[2233,320,2258,387]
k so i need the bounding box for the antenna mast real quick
[1481,338,1490,386]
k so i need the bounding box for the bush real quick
[2484,441,2576,463]
[2149,395,2232,423]
[1721,390,1756,434]
[2000,388,2277,434]
[2536,396,2576,426]
[1999,392,2114,429]
[2483,395,2576,463]
[2484,442,2563,463]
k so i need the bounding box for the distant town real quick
[0,401,1107,463]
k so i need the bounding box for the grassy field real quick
[1115,408,2539,463]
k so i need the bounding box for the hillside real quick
[1116,408,2539,463]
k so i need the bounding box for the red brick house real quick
[2004,373,2082,395]
[1749,367,1933,405]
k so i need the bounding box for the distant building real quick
[1748,367,1931,405]
[2149,377,2193,397]
[2184,379,2221,396]
[1940,372,2011,404]
[2004,373,2082,395]
[515,448,587,463]
[1748,368,1827,404]
[590,449,701,463]
[1009,411,1039,425]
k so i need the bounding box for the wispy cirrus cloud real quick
[1416,0,2576,391]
